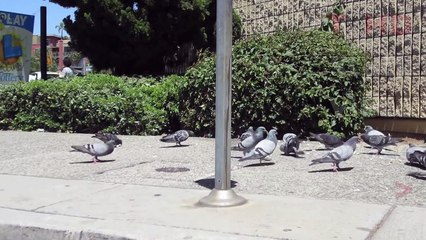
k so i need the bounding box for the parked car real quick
[28,71,60,81]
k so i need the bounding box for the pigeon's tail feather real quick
[160,134,175,143]
[71,145,91,154]
[309,157,334,166]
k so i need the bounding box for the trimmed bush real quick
[179,30,372,138]
[0,74,184,135]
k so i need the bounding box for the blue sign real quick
[0,10,35,83]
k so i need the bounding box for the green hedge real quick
[179,30,372,138]
[0,74,184,135]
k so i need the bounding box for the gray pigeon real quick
[280,133,304,156]
[160,130,194,146]
[71,140,116,163]
[309,132,344,149]
[239,126,254,142]
[92,132,123,146]
[232,126,267,156]
[364,125,385,136]
[406,144,426,167]
[360,133,402,154]
[239,129,278,163]
[309,136,359,172]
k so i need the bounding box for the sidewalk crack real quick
[365,204,397,240]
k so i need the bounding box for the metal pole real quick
[198,0,247,207]
[40,6,47,80]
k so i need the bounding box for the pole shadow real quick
[194,178,238,189]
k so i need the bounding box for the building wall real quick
[234,0,426,119]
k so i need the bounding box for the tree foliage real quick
[49,0,241,75]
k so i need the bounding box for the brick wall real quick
[234,0,426,118]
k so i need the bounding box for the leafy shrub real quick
[0,74,183,135]
[179,30,371,138]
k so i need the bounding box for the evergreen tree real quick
[50,0,241,75]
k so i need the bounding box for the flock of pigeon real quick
[70,126,426,174]
[230,125,426,172]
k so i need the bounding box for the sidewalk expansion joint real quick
[365,204,397,240]
[0,206,104,220]
[94,161,154,175]
[31,184,125,212]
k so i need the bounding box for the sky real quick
[0,0,76,36]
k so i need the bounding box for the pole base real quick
[198,189,247,207]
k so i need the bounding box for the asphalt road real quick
[0,130,424,207]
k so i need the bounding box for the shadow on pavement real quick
[243,162,275,168]
[280,154,305,159]
[407,171,426,180]
[160,145,190,148]
[69,159,116,164]
[360,152,400,156]
[308,167,354,173]
[194,178,238,189]
[404,162,426,170]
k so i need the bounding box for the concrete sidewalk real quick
[0,174,425,240]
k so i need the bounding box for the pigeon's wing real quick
[239,139,277,161]
[160,133,177,143]
[321,134,343,147]
[91,142,114,156]
[175,130,189,142]
[92,133,112,143]
[331,145,354,161]
[71,144,95,155]
[310,145,353,166]
[240,127,254,141]
[232,135,256,151]
[362,135,384,146]
[406,146,426,161]
[367,129,385,136]
[411,151,426,167]
[92,133,122,146]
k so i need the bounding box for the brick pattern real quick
[234,0,426,118]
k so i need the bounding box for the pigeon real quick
[239,129,278,163]
[71,140,116,163]
[406,144,426,167]
[309,136,359,172]
[232,126,267,156]
[360,133,402,154]
[160,130,194,146]
[239,126,254,142]
[92,132,123,146]
[309,132,344,149]
[364,125,385,136]
[280,133,304,156]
